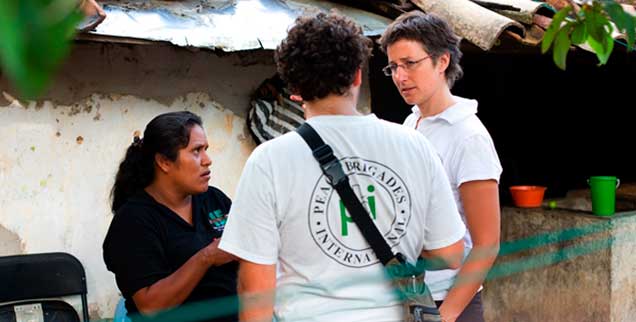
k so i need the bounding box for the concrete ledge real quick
[484,206,636,322]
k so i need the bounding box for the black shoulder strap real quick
[296,123,396,265]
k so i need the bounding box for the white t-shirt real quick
[403,96,502,300]
[220,114,466,322]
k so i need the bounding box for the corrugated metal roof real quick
[83,0,392,51]
[79,0,635,53]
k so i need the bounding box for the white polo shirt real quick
[403,96,502,300]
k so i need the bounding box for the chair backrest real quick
[0,252,89,321]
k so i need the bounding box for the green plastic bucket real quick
[588,176,620,216]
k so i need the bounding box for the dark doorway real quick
[369,40,636,203]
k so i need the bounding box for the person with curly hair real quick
[379,11,503,322]
[219,11,466,322]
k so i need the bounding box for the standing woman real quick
[379,12,502,322]
[103,111,237,322]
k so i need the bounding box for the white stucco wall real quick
[0,41,372,320]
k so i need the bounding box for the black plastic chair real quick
[0,252,89,322]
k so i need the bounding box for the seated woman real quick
[103,111,237,322]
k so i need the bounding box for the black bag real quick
[296,123,441,322]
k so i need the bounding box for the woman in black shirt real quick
[103,111,237,322]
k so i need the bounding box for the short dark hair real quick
[275,11,372,101]
[379,11,463,88]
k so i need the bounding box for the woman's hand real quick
[79,0,106,17]
[77,0,106,32]
[199,238,236,267]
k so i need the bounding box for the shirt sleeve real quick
[419,139,466,250]
[452,134,502,187]
[103,211,171,298]
[209,186,232,213]
[219,149,280,265]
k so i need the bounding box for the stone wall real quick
[610,215,636,322]
[483,205,636,322]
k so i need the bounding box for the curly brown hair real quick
[379,11,463,88]
[274,11,372,101]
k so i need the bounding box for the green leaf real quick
[605,1,636,50]
[584,6,603,43]
[584,4,615,66]
[0,1,23,82]
[626,15,636,50]
[587,32,615,65]
[571,22,588,45]
[0,0,82,99]
[542,6,572,54]
[605,2,627,29]
[585,3,614,42]
[553,29,571,70]
[542,27,558,54]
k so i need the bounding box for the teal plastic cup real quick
[588,176,620,216]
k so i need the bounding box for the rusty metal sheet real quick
[84,0,391,51]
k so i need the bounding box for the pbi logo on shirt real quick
[208,209,227,233]
[309,157,412,268]
[339,184,376,237]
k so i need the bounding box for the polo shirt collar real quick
[412,96,478,125]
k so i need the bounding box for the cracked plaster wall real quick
[0,224,23,255]
[0,92,254,320]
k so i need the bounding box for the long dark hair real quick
[110,111,203,213]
